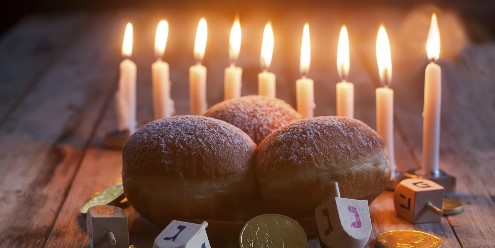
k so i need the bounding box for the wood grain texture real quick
[0,14,88,123]
[0,13,121,248]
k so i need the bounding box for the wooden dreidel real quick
[86,205,129,248]
[394,178,444,223]
[315,182,372,248]
[154,220,210,248]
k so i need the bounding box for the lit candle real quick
[422,14,442,175]
[115,23,137,133]
[152,20,174,119]
[224,18,242,100]
[189,18,208,115]
[258,22,276,97]
[296,23,315,118]
[336,25,354,118]
[375,25,397,176]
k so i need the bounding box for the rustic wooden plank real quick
[43,148,124,248]
[43,100,159,247]
[0,14,121,248]
[0,14,88,123]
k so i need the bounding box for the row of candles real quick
[115,14,443,177]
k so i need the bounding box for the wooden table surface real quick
[1,5,495,248]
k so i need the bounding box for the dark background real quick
[1,0,495,42]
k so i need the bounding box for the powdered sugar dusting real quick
[256,116,384,172]
[205,95,302,144]
[123,115,256,180]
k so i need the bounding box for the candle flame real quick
[300,23,311,76]
[337,25,350,81]
[154,20,169,58]
[229,19,241,63]
[260,22,274,70]
[376,25,392,86]
[194,18,208,63]
[122,23,133,57]
[427,13,440,61]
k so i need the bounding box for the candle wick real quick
[339,64,347,82]
[195,55,202,65]
[430,58,437,63]
[382,68,391,88]
[156,51,164,60]
[230,61,236,67]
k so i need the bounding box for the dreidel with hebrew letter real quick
[154,220,210,248]
[394,178,444,223]
[86,205,129,248]
[315,182,372,248]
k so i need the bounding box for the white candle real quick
[376,87,396,174]
[225,65,242,100]
[336,82,354,117]
[224,19,242,100]
[296,23,315,118]
[116,23,137,134]
[423,14,442,174]
[189,18,208,115]
[258,23,276,98]
[336,25,354,118]
[296,78,314,118]
[152,20,174,119]
[375,25,397,175]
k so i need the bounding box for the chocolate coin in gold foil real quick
[442,198,463,216]
[375,230,443,248]
[239,214,307,248]
[80,182,124,214]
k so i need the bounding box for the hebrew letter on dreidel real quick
[348,206,362,228]
[394,179,444,223]
[399,193,411,211]
[154,220,210,248]
[315,182,372,248]
[164,225,186,242]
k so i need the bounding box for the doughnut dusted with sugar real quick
[205,95,301,144]
[256,116,391,216]
[123,115,257,225]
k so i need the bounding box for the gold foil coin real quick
[375,230,443,248]
[239,214,307,248]
[80,182,124,214]
[442,198,463,216]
